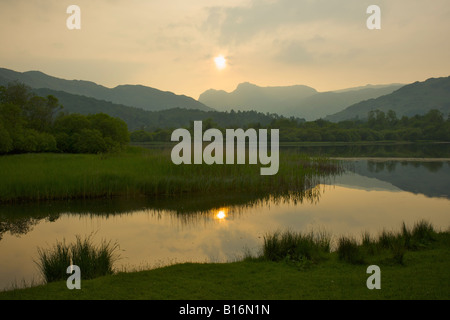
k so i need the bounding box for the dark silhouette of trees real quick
[0,82,129,154]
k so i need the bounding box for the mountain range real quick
[0,67,211,112]
[325,76,450,122]
[1,67,449,128]
[199,82,405,120]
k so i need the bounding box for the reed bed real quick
[257,220,440,266]
[337,220,437,265]
[0,146,343,203]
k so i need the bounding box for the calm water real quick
[1,146,450,291]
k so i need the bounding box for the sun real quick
[214,55,227,70]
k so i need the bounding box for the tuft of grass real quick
[361,230,377,255]
[262,229,331,265]
[376,220,436,252]
[410,219,436,246]
[336,236,365,264]
[35,234,120,284]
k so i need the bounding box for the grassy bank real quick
[0,146,342,204]
[0,222,448,300]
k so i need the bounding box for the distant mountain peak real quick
[198,80,403,120]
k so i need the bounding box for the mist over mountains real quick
[199,82,404,120]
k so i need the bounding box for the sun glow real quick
[216,210,226,220]
[214,55,227,70]
[214,208,229,221]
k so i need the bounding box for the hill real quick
[325,77,450,122]
[199,82,403,120]
[285,85,404,120]
[0,67,211,112]
[31,88,282,131]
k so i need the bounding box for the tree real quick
[130,130,153,142]
[53,113,91,135]
[387,110,397,127]
[72,129,108,154]
[0,102,26,145]
[424,109,444,124]
[0,82,32,109]
[87,113,130,151]
[53,113,129,153]
[0,119,13,153]
[24,95,62,132]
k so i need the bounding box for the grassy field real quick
[1,222,448,300]
[0,146,342,203]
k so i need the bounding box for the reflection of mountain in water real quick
[338,160,450,198]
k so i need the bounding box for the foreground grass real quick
[1,224,448,300]
[0,146,341,204]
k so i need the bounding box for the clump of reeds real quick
[35,234,120,283]
[336,236,365,264]
[262,229,331,264]
[337,220,437,265]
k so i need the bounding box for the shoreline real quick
[1,227,448,299]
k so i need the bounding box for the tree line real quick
[0,82,129,154]
[131,109,450,143]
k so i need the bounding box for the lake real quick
[1,143,449,291]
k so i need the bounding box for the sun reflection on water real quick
[214,208,228,221]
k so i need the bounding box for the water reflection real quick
[282,142,450,158]
[343,160,450,198]
[215,209,227,221]
[0,158,449,291]
[0,185,326,241]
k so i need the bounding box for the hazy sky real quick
[1,0,449,99]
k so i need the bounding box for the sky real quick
[1,0,449,99]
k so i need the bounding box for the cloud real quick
[274,40,314,65]
[203,0,379,46]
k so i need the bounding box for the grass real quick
[257,220,440,268]
[0,221,448,300]
[261,229,331,265]
[35,234,120,284]
[337,220,439,266]
[0,146,343,204]
[337,236,365,264]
